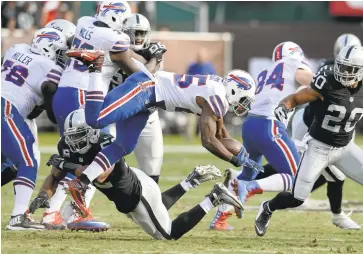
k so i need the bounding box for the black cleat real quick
[255,201,272,237]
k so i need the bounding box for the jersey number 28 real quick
[322,105,363,133]
[255,63,284,94]
[1,60,29,87]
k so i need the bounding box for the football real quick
[219,138,242,155]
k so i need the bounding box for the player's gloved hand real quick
[46,154,79,175]
[29,193,50,214]
[237,161,264,181]
[141,42,167,63]
[274,104,290,122]
[66,49,105,73]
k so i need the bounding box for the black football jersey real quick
[57,133,142,213]
[309,68,363,147]
[303,63,335,127]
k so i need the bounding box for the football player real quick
[1,27,67,230]
[220,42,313,227]
[28,109,244,239]
[65,48,263,190]
[255,45,363,236]
[290,34,361,229]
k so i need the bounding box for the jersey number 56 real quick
[2,60,29,87]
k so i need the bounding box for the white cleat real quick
[186,165,222,187]
[208,183,244,210]
[332,211,361,230]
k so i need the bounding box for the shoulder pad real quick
[107,31,130,52]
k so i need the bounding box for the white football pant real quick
[291,108,345,182]
[293,136,363,201]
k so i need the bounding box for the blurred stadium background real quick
[1,1,363,137]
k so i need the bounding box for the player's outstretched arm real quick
[281,86,323,110]
[110,49,159,75]
[216,118,232,139]
[28,166,66,214]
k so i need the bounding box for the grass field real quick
[2,133,363,254]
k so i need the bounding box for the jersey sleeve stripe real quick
[214,95,226,116]
[209,96,221,118]
[111,45,130,51]
[46,74,61,81]
[87,91,104,95]
[50,69,62,76]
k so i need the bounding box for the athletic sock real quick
[199,197,216,213]
[268,191,303,212]
[180,179,194,192]
[327,180,344,214]
[45,184,68,213]
[170,202,208,240]
[161,184,186,210]
[256,173,293,192]
[1,166,17,186]
[84,185,96,208]
[12,185,33,216]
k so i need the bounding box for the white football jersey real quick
[250,57,312,124]
[59,16,130,91]
[155,71,229,118]
[1,44,62,118]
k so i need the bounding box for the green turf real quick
[2,133,363,253]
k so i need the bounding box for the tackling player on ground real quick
[255,45,363,236]
[29,109,244,238]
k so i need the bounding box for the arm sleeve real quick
[310,71,329,95]
[44,65,63,85]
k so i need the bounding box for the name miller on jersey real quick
[11,52,33,66]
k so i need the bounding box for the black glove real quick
[274,104,290,122]
[46,154,79,175]
[29,193,50,214]
[140,42,167,62]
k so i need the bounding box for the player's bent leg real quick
[85,71,156,129]
[162,165,222,210]
[1,99,44,230]
[134,111,163,183]
[1,155,18,186]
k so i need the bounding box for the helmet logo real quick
[101,3,127,17]
[289,47,303,57]
[228,74,252,90]
[36,32,60,43]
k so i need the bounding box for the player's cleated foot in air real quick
[209,210,234,231]
[64,179,90,218]
[185,165,222,187]
[255,201,273,237]
[208,183,244,211]
[232,179,263,218]
[332,211,361,230]
[66,49,105,73]
[7,213,46,231]
[42,211,66,230]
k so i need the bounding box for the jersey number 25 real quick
[255,63,284,94]
[2,60,29,87]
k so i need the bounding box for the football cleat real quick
[232,179,263,218]
[7,213,46,231]
[186,165,222,187]
[66,49,105,72]
[67,216,110,232]
[209,210,234,231]
[208,183,244,210]
[42,211,66,230]
[332,211,361,230]
[64,179,90,218]
[255,201,273,237]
